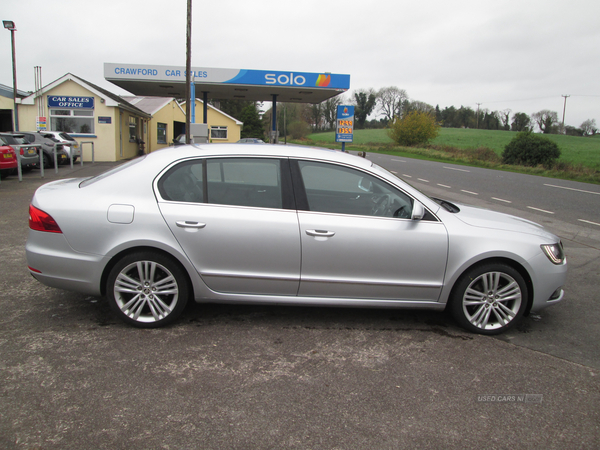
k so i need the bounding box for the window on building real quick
[50,109,94,134]
[210,126,227,140]
[129,116,138,142]
[157,123,167,144]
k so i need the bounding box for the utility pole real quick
[476,103,481,129]
[185,0,192,144]
[561,95,570,131]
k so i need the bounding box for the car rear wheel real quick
[107,251,189,328]
[450,263,527,335]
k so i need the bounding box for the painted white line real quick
[544,184,600,195]
[461,190,478,195]
[402,174,412,178]
[492,197,512,203]
[390,170,398,174]
[417,178,430,183]
[391,159,406,162]
[437,184,451,189]
[444,166,470,172]
[578,219,600,227]
[527,206,554,214]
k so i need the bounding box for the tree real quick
[322,96,344,130]
[532,110,559,134]
[377,86,408,121]
[580,119,598,137]
[511,112,531,132]
[387,111,440,146]
[404,100,435,116]
[239,103,265,139]
[353,89,377,129]
[499,109,511,130]
[309,103,324,132]
[502,131,561,167]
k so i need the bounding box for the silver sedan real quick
[26,144,567,334]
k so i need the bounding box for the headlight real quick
[541,242,565,265]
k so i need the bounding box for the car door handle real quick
[305,229,335,237]
[176,221,206,229]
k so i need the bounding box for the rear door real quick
[157,157,301,296]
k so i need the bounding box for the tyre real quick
[106,251,189,328]
[43,153,52,169]
[450,263,527,335]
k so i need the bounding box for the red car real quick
[0,142,18,178]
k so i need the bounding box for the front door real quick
[295,160,448,301]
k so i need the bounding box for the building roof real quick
[122,95,243,125]
[18,73,151,119]
[0,83,31,99]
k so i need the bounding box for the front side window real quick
[210,126,227,140]
[298,160,413,218]
[50,109,94,134]
[157,123,167,144]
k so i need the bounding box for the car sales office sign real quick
[336,105,354,143]
[48,96,94,109]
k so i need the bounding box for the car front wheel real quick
[107,252,189,328]
[450,263,527,335]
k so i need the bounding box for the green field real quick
[307,128,600,169]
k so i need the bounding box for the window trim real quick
[49,108,95,135]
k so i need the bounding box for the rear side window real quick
[158,160,204,203]
[207,158,282,208]
[158,157,292,209]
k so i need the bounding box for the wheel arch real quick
[447,256,534,315]
[100,245,195,298]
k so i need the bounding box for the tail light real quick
[29,204,62,233]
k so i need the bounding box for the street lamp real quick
[3,20,18,131]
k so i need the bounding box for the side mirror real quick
[411,201,425,220]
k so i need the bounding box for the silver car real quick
[26,144,567,334]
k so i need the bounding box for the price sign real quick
[335,105,354,143]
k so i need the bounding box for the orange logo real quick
[316,74,331,87]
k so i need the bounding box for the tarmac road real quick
[0,157,598,449]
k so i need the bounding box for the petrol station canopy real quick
[104,63,350,104]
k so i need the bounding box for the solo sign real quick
[48,96,95,109]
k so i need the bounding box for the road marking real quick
[492,197,512,203]
[391,159,405,162]
[461,190,478,195]
[527,206,554,214]
[578,219,600,227]
[437,184,451,188]
[544,184,600,195]
[444,166,471,172]
[402,174,412,178]
[390,170,398,174]
[418,178,430,183]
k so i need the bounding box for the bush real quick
[502,131,561,167]
[288,121,311,139]
[387,111,440,146]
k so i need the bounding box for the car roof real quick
[147,143,374,171]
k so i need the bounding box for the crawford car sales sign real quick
[48,96,95,109]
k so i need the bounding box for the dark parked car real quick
[21,131,67,168]
[0,133,39,172]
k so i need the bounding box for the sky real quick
[1,0,598,128]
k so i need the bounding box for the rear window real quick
[59,133,76,141]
